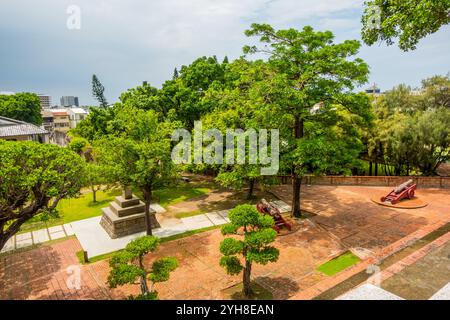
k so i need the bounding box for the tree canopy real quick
[243,23,372,217]
[108,235,178,299]
[0,93,42,125]
[362,0,450,51]
[0,141,84,250]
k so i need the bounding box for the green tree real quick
[70,107,116,141]
[92,74,109,108]
[159,56,228,129]
[97,106,178,235]
[0,141,84,250]
[219,204,279,298]
[244,24,371,217]
[362,0,450,51]
[108,236,178,299]
[201,59,276,199]
[0,93,42,125]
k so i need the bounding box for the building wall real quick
[38,95,51,109]
[53,115,70,132]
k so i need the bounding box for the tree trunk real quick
[292,175,302,218]
[369,161,373,176]
[292,115,304,219]
[143,188,153,236]
[242,258,253,298]
[92,189,97,203]
[138,256,150,295]
[247,179,255,200]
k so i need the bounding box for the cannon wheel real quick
[408,190,415,199]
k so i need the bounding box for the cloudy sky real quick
[1,0,449,106]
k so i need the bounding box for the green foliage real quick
[107,235,178,299]
[70,107,116,141]
[317,251,360,276]
[0,141,84,250]
[219,204,279,296]
[149,257,179,283]
[243,24,372,215]
[361,0,450,51]
[96,106,178,215]
[0,92,42,125]
[369,75,450,175]
[92,74,108,107]
[68,137,90,155]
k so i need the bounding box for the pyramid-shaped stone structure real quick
[100,189,159,239]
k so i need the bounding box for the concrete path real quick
[1,201,291,258]
[0,224,75,254]
[71,201,291,258]
[337,284,404,300]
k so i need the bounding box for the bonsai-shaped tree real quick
[219,204,279,298]
[107,236,178,300]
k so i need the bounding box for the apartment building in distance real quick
[60,96,79,107]
[38,94,52,109]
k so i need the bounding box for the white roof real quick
[68,108,88,114]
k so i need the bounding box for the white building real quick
[67,108,88,128]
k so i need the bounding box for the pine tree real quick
[173,68,179,80]
[92,74,109,108]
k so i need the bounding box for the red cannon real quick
[381,179,417,204]
[256,199,292,233]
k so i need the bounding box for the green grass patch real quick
[317,251,361,276]
[20,186,211,233]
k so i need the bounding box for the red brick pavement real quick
[1,186,449,300]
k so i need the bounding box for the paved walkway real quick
[1,224,75,254]
[72,200,291,258]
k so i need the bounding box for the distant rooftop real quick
[0,116,48,138]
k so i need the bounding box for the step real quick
[101,207,147,223]
[114,195,141,208]
[109,200,146,217]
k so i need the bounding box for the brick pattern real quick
[0,238,111,300]
[290,220,448,300]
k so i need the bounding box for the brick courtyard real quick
[1,185,449,300]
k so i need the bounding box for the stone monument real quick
[100,187,159,239]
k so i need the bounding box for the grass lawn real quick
[316,251,361,276]
[20,185,211,233]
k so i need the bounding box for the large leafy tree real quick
[201,59,278,199]
[219,204,279,298]
[92,74,109,108]
[0,141,84,250]
[97,106,178,235]
[108,236,178,300]
[159,56,227,129]
[0,93,42,125]
[244,24,371,217]
[362,0,450,51]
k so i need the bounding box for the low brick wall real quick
[276,176,450,189]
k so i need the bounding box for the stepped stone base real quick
[100,194,159,239]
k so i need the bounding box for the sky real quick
[0,0,449,106]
